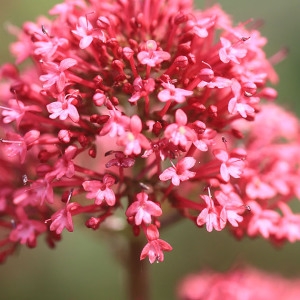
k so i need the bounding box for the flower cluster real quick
[0,0,299,263]
[177,266,300,300]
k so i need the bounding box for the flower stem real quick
[126,237,150,300]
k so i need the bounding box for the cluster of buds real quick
[0,0,299,263]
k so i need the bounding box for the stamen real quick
[22,174,28,185]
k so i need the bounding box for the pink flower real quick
[196,194,225,232]
[47,94,80,123]
[9,207,46,247]
[3,130,40,164]
[215,191,244,227]
[159,157,196,186]
[49,201,80,234]
[140,224,172,263]
[72,16,106,49]
[164,109,197,148]
[129,77,155,103]
[213,149,245,182]
[158,82,193,103]
[219,37,247,64]
[247,201,280,239]
[40,58,77,92]
[82,174,116,206]
[100,109,130,138]
[34,37,69,60]
[117,115,150,155]
[45,145,77,180]
[1,99,41,127]
[126,192,162,226]
[137,40,170,67]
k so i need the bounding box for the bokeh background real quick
[0,1,300,299]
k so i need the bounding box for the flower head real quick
[0,0,297,265]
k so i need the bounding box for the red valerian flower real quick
[9,207,46,247]
[47,93,80,123]
[82,174,116,206]
[126,192,162,226]
[72,16,106,49]
[164,109,197,148]
[0,0,298,265]
[117,115,150,155]
[213,149,245,182]
[140,224,172,263]
[159,157,196,186]
[137,40,171,67]
[49,201,80,234]
[40,58,77,92]
[196,194,225,232]
[158,82,193,103]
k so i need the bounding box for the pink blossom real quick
[126,192,162,226]
[3,130,40,164]
[9,219,46,247]
[45,145,77,180]
[129,77,155,103]
[159,157,196,186]
[82,174,116,206]
[9,207,46,247]
[164,109,197,148]
[34,37,69,60]
[49,202,80,234]
[219,37,247,64]
[117,115,150,155]
[1,99,41,127]
[213,149,245,182]
[72,16,105,49]
[40,58,77,92]
[276,202,300,242]
[215,191,244,227]
[100,109,130,138]
[137,40,171,67]
[247,201,280,239]
[228,79,255,118]
[158,82,193,103]
[47,94,80,123]
[140,224,172,263]
[196,194,225,232]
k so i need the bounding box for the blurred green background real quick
[1,1,300,299]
